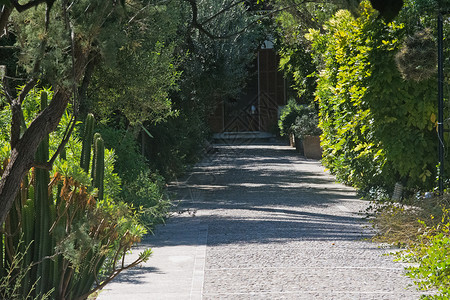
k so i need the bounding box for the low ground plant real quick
[372,194,450,298]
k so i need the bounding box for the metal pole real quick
[438,13,445,194]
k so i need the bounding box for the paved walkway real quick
[98,142,425,299]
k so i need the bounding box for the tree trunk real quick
[0,89,70,225]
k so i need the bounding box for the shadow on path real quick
[152,142,371,247]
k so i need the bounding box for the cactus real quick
[33,91,52,297]
[80,113,95,173]
[21,198,34,294]
[1,100,145,299]
[92,135,105,200]
[90,132,101,180]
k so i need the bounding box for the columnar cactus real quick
[80,113,95,173]
[0,107,141,299]
[92,134,105,200]
[33,91,52,297]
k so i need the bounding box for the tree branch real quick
[184,0,317,40]
[47,114,77,165]
[11,0,46,13]
[78,51,99,111]
[0,88,71,226]
[0,5,13,38]
[199,0,243,26]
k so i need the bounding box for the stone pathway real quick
[98,142,426,299]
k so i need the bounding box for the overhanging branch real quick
[184,0,319,40]
[0,5,13,38]
[11,0,46,13]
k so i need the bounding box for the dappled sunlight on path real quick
[98,142,427,300]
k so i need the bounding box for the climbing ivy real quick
[307,1,438,195]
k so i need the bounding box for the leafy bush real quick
[292,107,321,138]
[372,194,450,299]
[405,232,450,299]
[93,122,171,226]
[279,100,304,136]
[279,100,320,138]
[95,124,148,183]
[384,202,450,299]
[306,2,437,195]
[0,89,151,299]
[144,108,209,180]
[119,170,170,228]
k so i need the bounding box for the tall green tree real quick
[0,0,182,225]
[138,0,269,177]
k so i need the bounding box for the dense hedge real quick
[307,2,438,196]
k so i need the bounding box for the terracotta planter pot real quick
[302,135,322,159]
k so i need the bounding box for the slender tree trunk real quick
[0,89,70,225]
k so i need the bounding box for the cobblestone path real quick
[99,143,425,300]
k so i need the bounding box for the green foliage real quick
[95,123,171,224]
[278,100,320,138]
[144,108,209,179]
[407,234,450,299]
[0,88,151,299]
[119,170,170,227]
[90,40,182,125]
[86,1,185,126]
[179,0,266,103]
[306,1,438,195]
[278,100,304,136]
[95,124,147,183]
[397,208,450,299]
[0,103,11,160]
[412,0,450,13]
[275,2,336,103]
[292,106,321,138]
[9,0,129,89]
[0,240,52,300]
[278,45,317,103]
[103,148,122,200]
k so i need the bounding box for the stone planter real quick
[302,135,322,159]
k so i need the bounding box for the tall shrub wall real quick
[307,2,438,195]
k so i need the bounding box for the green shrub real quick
[119,170,171,228]
[306,2,437,195]
[0,90,151,299]
[96,124,148,183]
[279,100,320,139]
[278,100,305,136]
[94,122,171,226]
[398,207,450,299]
[292,106,321,138]
[144,108,209,180]
[374,195,450,299]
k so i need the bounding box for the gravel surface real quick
[99,142,428,300]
